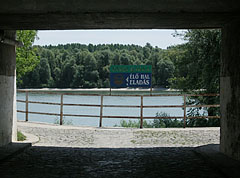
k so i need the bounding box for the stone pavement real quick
[0,142,31,163]
[0,122,232,178]
[0,146,226,178]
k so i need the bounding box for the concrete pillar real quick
[0,30,17,146]
[220,21,240,160]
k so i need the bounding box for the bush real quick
[153,112,183,128]
[114,112,183,128]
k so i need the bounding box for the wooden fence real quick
[16,90,220,128]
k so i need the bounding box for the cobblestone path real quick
[0,122,223,178]
[0,146,224,178]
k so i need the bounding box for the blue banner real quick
[110,73,152,88]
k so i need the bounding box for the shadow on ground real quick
[0,144,232,178]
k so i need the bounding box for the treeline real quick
[19,43,178,88]
[18,29,221,94]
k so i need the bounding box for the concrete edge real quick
[0,132,39,164]
[19,132,39,145]
[194,144,240,178]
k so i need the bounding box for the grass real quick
[54,117,73,125]
[17,131,26,141]
[114,112,184,128]
[114,119,153,128]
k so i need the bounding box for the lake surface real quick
[17,90,184,127]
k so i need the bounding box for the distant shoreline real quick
[17,88,180,92]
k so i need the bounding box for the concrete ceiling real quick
[0,0,240,29]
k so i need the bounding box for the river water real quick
[17,90,184,127]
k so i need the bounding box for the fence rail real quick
[17,90,220,128]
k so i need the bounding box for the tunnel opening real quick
[0,2,240,177]
[15,29,220,130]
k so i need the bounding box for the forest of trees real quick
[18,42,177,89]
[17,30,220,95]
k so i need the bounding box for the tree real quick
[143,43,152,59]
[38,58,51,86]
[20,42,178,89]
[170,29,221,93]
[112,51,121,65]
[83,53,99,88]
[169,29,221,127]
[61,59,77,87]
[156,59,175,86]
[94,50,112,87]
[120,52,131,65]
[16,30,39,87]
[72,65,84,87]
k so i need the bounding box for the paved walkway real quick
[0,146,225,178]
[0,122,225,178]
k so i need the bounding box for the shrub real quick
[153,112,183,128]
[114,112,183,128]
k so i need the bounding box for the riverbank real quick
[17,87,180,92]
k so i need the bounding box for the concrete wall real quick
[0,0,240,29]
[0,30,17,146]
[1,0,239,13]
[221,21,240,160]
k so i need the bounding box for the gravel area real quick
[17,121,220,148]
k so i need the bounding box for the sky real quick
[34,30,186,49]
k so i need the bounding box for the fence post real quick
[140,95,143,129]
[25,91,29,122]
[99,95,104,127]
[60,94,63,125]
[183,94,186,128]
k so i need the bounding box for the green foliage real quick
[155,58,175,86]
[115,112,183,128]
[186,98,220,127]
[17,131,26,141]
[19,30,220,93]
[169,29,221,93]
[20,43,176,88]
[61,59,77,87]
[16,30,39,87]
[114,119,153,128]
[153,112,183,128]
[54,117,73,125]
[114,110,218,128]
[169,29,221,127]
[39,58,51,85]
